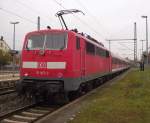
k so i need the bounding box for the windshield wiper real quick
[60,46,65,50]
[38,35,46,55]
[42,35,47,50]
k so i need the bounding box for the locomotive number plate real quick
[38,62,47,68]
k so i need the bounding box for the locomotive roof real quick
[75,33,108,51]
[26,29,70,34]
[26,29,108,51]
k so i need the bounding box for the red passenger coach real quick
[111,53,130,72]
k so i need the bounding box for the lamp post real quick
[10,22,19,50]
[141,16,148,64]
[10,21,19,76]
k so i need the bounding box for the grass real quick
[69,67,150,123]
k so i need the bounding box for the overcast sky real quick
[0,0,150,60]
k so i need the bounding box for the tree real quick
[0,49,12,67]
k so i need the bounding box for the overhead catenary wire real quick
[121,53,134,56]
[52,0,135,59]
[15,0,54,25]
[118,42,134,51]
[0,8,37,25]
[51,0,106,42]
[53,0,65,8]
[119,41,134,44]
[74,0,111,37]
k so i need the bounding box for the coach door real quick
[76,37,86,79]
[80,39,86,79]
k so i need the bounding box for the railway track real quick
[0,80,18,94]
[0,77,62,123]
[0,71,19,98]
[0,68,129,123]
[0,80,17,99]
[0,104,60,123]
[0,89,16,96]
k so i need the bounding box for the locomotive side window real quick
[76,37,80,49]
[96,47,108,57]
[102,49,105,57]
[106,51,110,57]
[26,33,67,50]
[86,42,95,55]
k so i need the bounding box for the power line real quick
[0,8,37,25]
[121,53,134,56]
[15,0,53,24]
[119,41,134,43]
[108,22,134,39]
[74,0,110,37]
[52,0,106,41]
[118,42,134,51]
[73,14,106,40]
[53,0,65,8]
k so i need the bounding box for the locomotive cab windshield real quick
[26,32,67,50]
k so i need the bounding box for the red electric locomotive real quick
[18,9,130,102]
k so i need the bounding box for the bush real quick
[0,49,12,67]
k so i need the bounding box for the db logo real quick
[38,62,47,68]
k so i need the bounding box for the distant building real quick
[0,36,10,52]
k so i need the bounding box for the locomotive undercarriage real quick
[17,68,129,104]
[16,79,69,104]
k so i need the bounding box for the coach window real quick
[112,58,116,64]
[96,47,104,57]
[86,42,95,55]
[76,37,80,49]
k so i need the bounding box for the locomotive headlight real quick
[57,72,63,78]
[24,73,28,76]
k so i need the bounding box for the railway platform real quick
[0,73,19,82]
[0,73,19,90]
[35,67,150,123]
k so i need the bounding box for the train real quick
[17,28,130,103]
[17,9,130,103]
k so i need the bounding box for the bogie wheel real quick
[52,92,69,105]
